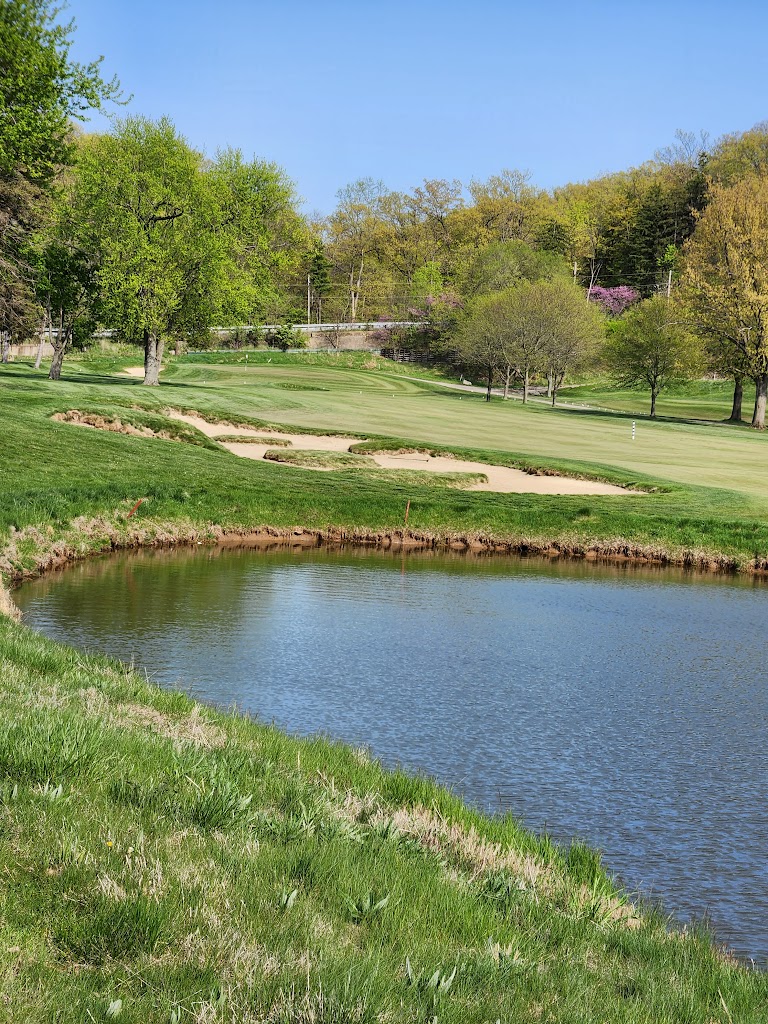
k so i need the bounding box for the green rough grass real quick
[558,377,756,423]
[216,434,292,445]
[1,619,765,1023]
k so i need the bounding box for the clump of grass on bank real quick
[215,434,291,445]
[0,618,764,1023]
[263,448,376,469]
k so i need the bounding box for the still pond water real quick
[16,545,768,963]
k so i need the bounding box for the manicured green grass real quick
[3,357,768,574]
[559,378,753,423]
[145,358,768,500]
[1,619,765,1023]
[3,354,768,1019]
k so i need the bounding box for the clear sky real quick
[63,0,768,214]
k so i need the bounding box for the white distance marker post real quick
[632,421,636,441]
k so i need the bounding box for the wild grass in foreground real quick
[1,619,765,1023]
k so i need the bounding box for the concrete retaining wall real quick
[5,342,54,360]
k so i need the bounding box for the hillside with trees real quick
[4,2,768,417]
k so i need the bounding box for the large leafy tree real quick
[537,279,604,405]
[455,279,601,404]
[682,175,768,428]
[69,117,215,384]
[326,178,386,321]
[0,1,120,181]
[603,295,702,417]
[0,0,121,345]
[460,240,567,300]
[207,148,308,326]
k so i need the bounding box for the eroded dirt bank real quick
[1,514,758,622]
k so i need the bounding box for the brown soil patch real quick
[52,410,175,441]
[168,412,633,495]
[0,582,21,622]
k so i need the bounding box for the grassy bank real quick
[2,356,768,1019]
[2,619,766,1023]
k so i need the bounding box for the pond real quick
[15,544,768,964]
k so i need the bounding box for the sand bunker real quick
[170,412,633,495]
[121,367,146,378]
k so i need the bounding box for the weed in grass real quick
[0,780,19,803]
[479,870,529,917]
[345,892,390,924]
[37,780,66,802]
[405,956,458,1020]
[369,818,401,843]
[278,888,299,912]
[188,778,253,831]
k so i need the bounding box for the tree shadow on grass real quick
[0,364,191,389]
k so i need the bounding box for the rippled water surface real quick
[15,545,768,963]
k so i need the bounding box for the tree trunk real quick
[48,309,69,380]
[0,331,9,364]
[551,387,557,407]
[728,375,744,422]
[751,373,768,429]
[144,330,165,386]
[486,366,493,402]
[650,388,657,418]
[349,255,364,322]
[503,367,511,399]
[546,372,553,399]
[48,342,66,380]
[523,366,529,404]
[34,310,48,369]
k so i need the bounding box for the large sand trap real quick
[121,367,146,378]
[170,412,633,495]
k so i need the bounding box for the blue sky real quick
[63,0,768,214]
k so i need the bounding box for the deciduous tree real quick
[603,295,701,416]
[682,175,768,428]
[70,118,217,384]
[0,0,121,349]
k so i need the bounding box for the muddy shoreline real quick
[3,516,765,622]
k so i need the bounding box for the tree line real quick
[3,2,768,425]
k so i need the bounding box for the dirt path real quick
[170,412,633,495]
